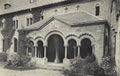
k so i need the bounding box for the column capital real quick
[64,45,68,47]
[77,44,81,47]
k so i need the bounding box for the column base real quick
[54,58,59,63]
[63,58,71,69]
[63,58,70,65]
[43,57,48,64]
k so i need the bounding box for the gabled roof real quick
[20,11,106,31]
[0,0,98,16]
[0,0,64,15]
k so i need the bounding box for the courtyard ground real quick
[0,62,64,76]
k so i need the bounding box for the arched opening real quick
[28,41,34,56]
[68,39,77,59]
[14,38,17,52]
[80,38,92,58]
[37,40,44,58]
[47,34,65,63]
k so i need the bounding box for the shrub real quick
[63,55,100,76]
[9,54,31,66]
[0,53,7,62]
[101,56,117,76]
[5,54,35,70]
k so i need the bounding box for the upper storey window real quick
[13,20,18,29]
[29,0,36,3]
[65,7,68,13]
[1,19,6,29]
[4,3,11,9]
[76,5,80,10]
[95,4,100,16]
[27,14,33,26]
[27,18,33,26]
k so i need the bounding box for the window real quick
[27,18,29,26]
[30,18,33,25]
[1,19,6,29]
[65,7,68,12]
[16,20,18,29]
[29,0,33,3]
[4,3,11,9]
[3,39,5,52]
[29,0,36,3]
[0,23,3,29]
[14,38,17,52]
[95,5,100,16]
[27,17,33,26]
[76,5,80,10]
[13,20,18,29]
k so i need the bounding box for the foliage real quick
[63,55,100,76]
[9,54,31,66]
[100,56,117,76]
[5,54,36,70]
[0,53,7,62]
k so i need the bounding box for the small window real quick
[0,23,3,29]
[1,19,6,29]
[13,21,15,29]
[3,39,5,52]
[65,7,68,12]
[13,20,18,29]
[27,18,29,26]
[14,38,17,52]
[4,3,11,9]
[29,0,36,3]
[27,17,33,26]
[30,18,33,25]
[76,5,80,10]
[16,20,18,29]
[95,5,100,16]
[29,0,33,3]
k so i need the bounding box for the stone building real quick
[0,0,118,70]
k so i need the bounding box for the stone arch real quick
[46,34,65,63]
[79,33,96,58]
[44,30,66,46]
[67,39,78,59]
[79,33,95,45]
[28,37,35,45]
[35,37,45,46]
[66,34,79,46]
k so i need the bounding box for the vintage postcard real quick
[0,0,119,76]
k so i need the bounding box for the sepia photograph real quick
[0,0,119,76]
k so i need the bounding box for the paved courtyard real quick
[0,62,64,76]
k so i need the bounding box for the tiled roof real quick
[20,11,105,31]
[0,0,64,15]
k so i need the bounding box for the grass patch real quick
[4,64,38,71]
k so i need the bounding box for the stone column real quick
[26,47,28,55]
[43,46,47,64]
[34,46,37,57]
[77,45,80,57]
[54,47,59,63]
[92,44,95,55]
[74,46,76,58]
[64,45,68,59]
[44,46,47,58]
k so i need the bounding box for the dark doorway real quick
[80,38,92,58]
[47,34,65,63]
[37,40,44,58]
[68,39,77,59]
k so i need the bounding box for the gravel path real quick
[0,62,64,76]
